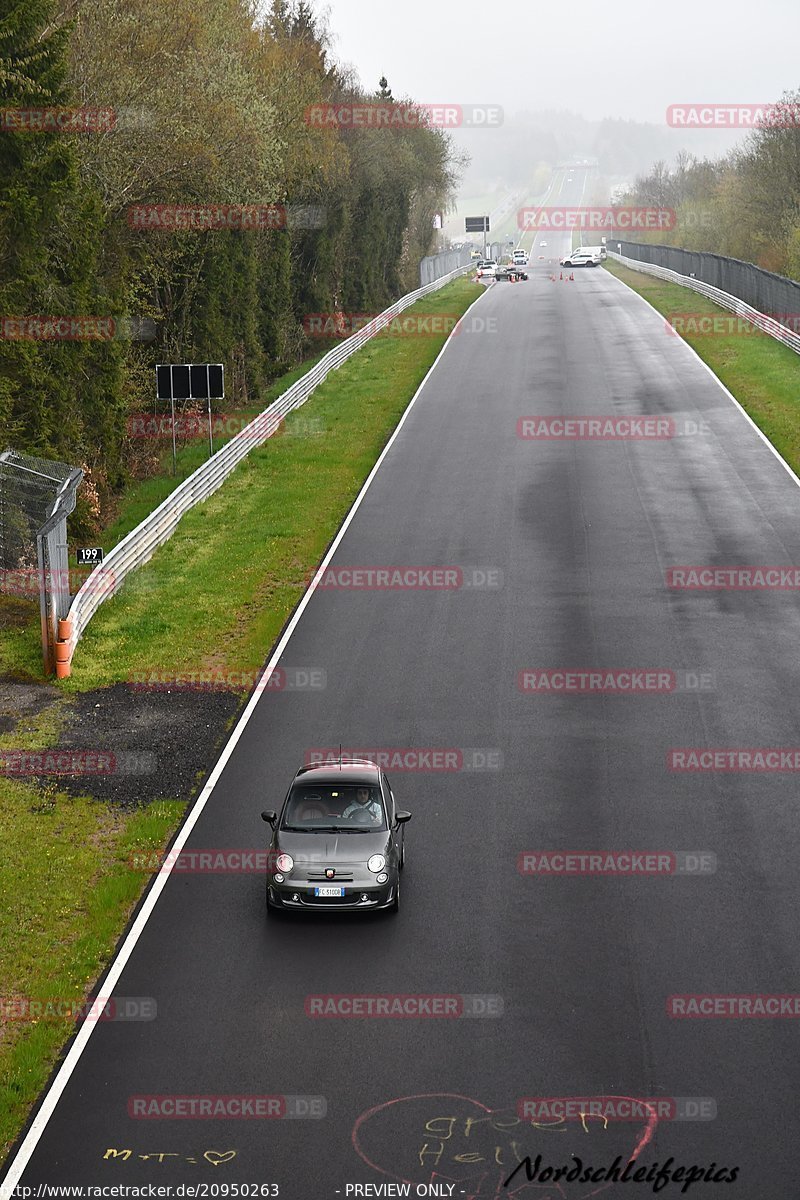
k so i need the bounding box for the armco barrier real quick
[56,264,474,675]
[608,251,800,356]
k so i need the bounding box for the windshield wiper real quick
[294,825,350,833]
[282,824,377,833]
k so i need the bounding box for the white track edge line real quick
[607,267,800,489]
[0,282,489,1197]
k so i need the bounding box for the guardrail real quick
[609,251,800,356]
[56,262,475,675]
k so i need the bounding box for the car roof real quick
[293,761,381,785]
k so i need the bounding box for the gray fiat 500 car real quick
[261,760,411,914]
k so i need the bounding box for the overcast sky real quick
[322,0,798,126]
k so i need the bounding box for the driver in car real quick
[342,785,383,823]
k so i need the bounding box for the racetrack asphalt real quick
[3,168,800,1199]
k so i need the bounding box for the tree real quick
[0,0,464,526]
[0,0,123,510]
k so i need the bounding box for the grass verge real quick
[0,788,184,1160]
[604,258,800,473]
[0,274,483,1165]
[1,279,482,687]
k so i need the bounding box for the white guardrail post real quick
[609,251,800,355]
[55,263,476,675]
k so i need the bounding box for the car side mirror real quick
[395,811,412,824]
[261,810,277,826]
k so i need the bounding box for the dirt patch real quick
[1,675,246,807]
[52,683,246,806]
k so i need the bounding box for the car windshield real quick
[281,783,387,831]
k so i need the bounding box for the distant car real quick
[560,248,601,268]
[512,249,528,265]
[495,262,528,281]
[261,760,410,914]
[470,248,482,259]
[539,240,547,247]
[476,260,497,277]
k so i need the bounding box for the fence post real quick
[36,528,53,675]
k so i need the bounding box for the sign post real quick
[465,215,490,258]
[156,364,225,473]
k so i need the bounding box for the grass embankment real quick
[0,275,483,1163]
[604,259,800,474]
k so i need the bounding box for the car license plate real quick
[315,886,344,897]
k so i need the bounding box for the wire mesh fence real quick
[0,450,74,569]
[419,247,473,286]
[608,250,800,356]
[0,449,83,672]
[611,241,800,338]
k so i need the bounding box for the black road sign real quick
[76,547,104,565]
[465,216,490,233]
[155,363,226,474]
[155,363,224,401]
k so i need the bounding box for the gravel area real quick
[0,676,245,806]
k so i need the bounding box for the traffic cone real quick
[570,272,575,281]
[559,271,563,280]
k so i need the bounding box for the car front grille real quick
[307,871,354,882]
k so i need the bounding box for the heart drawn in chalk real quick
[352,1093,658,1199]
[204,1150,237,1167]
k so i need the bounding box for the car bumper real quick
[267,880,397,912]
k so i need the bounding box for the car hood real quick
[275,829,391,863]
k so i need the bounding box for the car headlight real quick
[275,853,293,873]
[367,854,386,873]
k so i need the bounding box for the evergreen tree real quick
[0,0,123,514]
